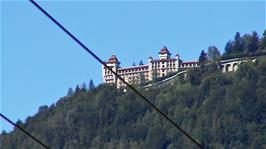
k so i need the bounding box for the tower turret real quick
[107,54,120,66]
[159,46,171,60]
[148,56,153,62]
[175,54,180,71]
[102,54,120,84]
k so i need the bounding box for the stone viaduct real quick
[219,57,257,73]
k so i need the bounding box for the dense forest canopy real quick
[1,30,266,149]
[221,30,266,59]
[198,30,266,64]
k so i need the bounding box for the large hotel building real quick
[102,46,199,88]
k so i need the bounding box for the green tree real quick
[74,84,80,93]
[81,82,87,91]
[242,33,253,53]
[207,46,221,61]
[246,31,260,53]
[67,87,74,96]
[89,79,95,89]
[260,29,266,50]
[139,60,144,66]
[199,50,208,65]
[224,40,233,55]
[15,119,23,127]
[38,105,48,113]
[232,32,244,54]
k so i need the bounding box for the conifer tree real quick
[225,40,233,54]
[199,50,208,65]
[75,85,80,93]
[139,60,144,66]
[232,32,244,54]
[67,87,74,96]
[249,31,260,53]
[89,79,95,90]
[260,29,266,50]
[81,82,87,91]
[207,46,221,61]
[242,33,253,53]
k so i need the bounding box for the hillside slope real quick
[1,59,266,149]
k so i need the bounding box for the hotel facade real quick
[102,46,199,88]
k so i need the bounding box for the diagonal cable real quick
[0,113,50,149]
[29,0,204,148]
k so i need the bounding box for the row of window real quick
[118,67,148,74]
[152,62,176,68]
[180,63,198,68]
[105,79,114,83]
[104,64,178,75]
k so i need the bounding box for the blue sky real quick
[1,1,265,132]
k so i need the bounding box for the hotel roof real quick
[159,46,172,55]
[107,54,120,64]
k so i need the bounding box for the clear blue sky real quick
[1,1,265,132]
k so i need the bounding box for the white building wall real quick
[148,59,153,81]
[102,51,201,88]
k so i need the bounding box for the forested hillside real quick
[1,57,266,149]
[1,30,266,149]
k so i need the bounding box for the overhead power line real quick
[28,0,204,148]
[0,113,50,149]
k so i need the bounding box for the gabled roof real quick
[108,55,120,63]
[159,46,171,55]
